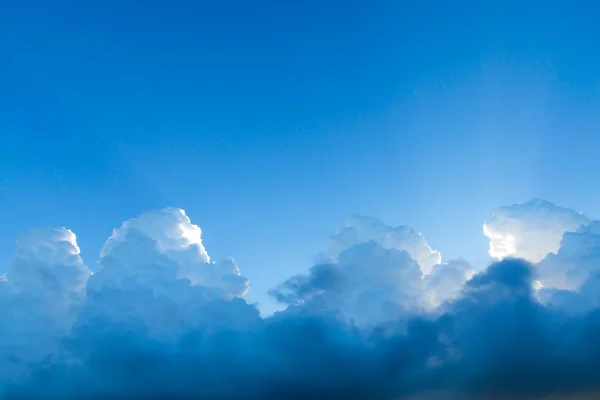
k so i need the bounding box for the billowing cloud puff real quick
[272,216,471,324]
[4,200,600,399]
[330,215,441,275]
[536,221,600,291]
[271,241,425,324]
[483,198,590,263]
[535,221,600,315]
[97,208,248,298]
[424,259,475,308]
[272,243,474,324]
[0,228,91,381]
[8,227,91,297]
[101,207,210,261]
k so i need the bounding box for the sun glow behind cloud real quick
[482,223,516,259]
[483,199,590,262]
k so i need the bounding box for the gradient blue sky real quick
[1,0,599,310]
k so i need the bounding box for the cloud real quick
[536,221,600,290]
[483,198,590,263]
[101,207,210,261]
[271,241,473,324]
[9,227,91,297]
[329,215,442,275]
[0,228,91,381]
[96,208,248,298]
[424,259,475,308]
[534,221,600,315]
[8,258,599,400]
[271,241,425,324]
[2,201,600,399]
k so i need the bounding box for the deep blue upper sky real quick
[1,0,599,310]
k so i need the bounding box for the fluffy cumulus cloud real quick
[96,207,248,298]
[483,198,590,262]
[0,228,91,381]
[424,259,475,308]
[272,216,473,323]
[3,201,600,399]
[329,215,442,274]
[271,241,425,324]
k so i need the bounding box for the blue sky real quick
[1,0,600,310]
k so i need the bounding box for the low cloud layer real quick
[2,200,600,399]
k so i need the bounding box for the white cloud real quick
[0,227,92,381]
[97,208,248,298]
[535,221,600,314]
[329,215,442,275]
[7,227,91,297]
[424,259,475,308]
[271,216,475,322]
[101,207,210,262]
[483,199,590,263]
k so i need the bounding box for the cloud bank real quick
[1,200,600,399]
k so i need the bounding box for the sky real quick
[1,0,600,311]
[4,1,600,398]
